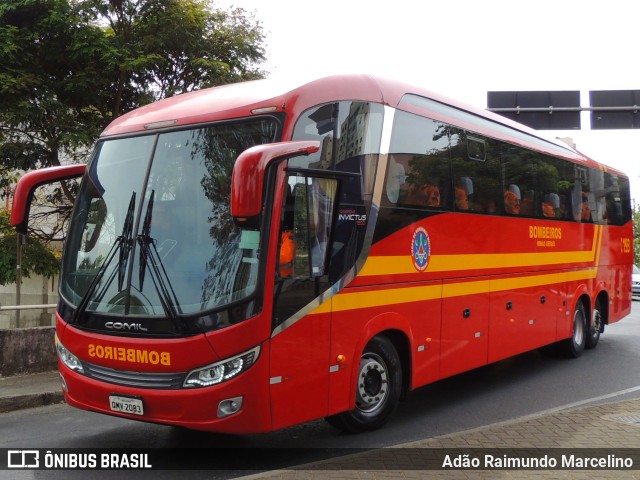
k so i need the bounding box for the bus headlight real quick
[55,335,84,374]
[183,346,260,388]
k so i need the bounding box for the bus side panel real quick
[560,272,591,340]
[269,310,331,430]
[611,263,633,321]
[439,286,489,379]
[601,223,633,322]
[327,286,442,415]
[488,274,560,363]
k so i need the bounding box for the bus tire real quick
[586,300,602,350]
[325,335,402,433]
[558,301,587,358]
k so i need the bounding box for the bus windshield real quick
[60,118,279,322]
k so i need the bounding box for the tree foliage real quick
[0,0,266,283]
[75,0,267,118]
[0,0,266,181]
[0,210,60,285]
[0,0,107,174]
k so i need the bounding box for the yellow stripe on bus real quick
[594,224,604,268]
[319,284,443,314]
[308,226,603,315]
[359,225,602,277]
[314,268,598,314]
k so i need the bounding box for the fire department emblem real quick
[412,227,430,271]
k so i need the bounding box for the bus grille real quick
[81,361,186,389]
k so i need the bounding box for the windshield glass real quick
[61,118,279,318]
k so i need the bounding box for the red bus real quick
[12,74,633,433]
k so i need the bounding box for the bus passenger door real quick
[269,174,338,430]
[440,280,490,379]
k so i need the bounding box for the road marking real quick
[401,385,640,447]
[533,385,640,417]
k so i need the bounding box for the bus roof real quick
[101,74,625,177]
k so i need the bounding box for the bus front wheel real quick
[325,335,402,433]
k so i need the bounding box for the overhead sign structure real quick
[488,90,640,131]
[487,91,581,130]
[590,90,640,130]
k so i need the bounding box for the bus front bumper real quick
[57,356,273,434]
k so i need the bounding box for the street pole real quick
[16,233,23,327]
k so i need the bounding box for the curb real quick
[0,390,64,414]
[0,370,64,414]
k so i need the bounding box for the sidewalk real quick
[2,371,640,478]
[241,397,640,480]
[0,370,63,413]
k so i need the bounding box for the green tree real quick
[0,0,266,283]
[0,0,108,176]
[76,0,266,118]
[0,209,60,286]
[0,0,266,183]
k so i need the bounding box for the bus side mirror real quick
[231,141,319,226]
[11,164,86,235]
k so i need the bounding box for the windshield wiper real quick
[137,190,182,320]
[72,192,136,323]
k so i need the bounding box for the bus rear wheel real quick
[586,301,602,350]
[558,301,587,358]
[325,335,402,433]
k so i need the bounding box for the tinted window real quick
[603,172,632,225]
[292,101,384,278]
[385,110,451,210]
[61,118,279,321]
[449,129,501,214]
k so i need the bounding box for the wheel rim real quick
[356,353,389,413]
[573,308,586,346]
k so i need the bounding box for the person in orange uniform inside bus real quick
[279,230,295,277]
[542,193,560,218]
[581,192,592,222]
[504,184,521,215]
[455,177,473,211]
[405,183,441,207]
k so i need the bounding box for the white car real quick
[633,265,640,297]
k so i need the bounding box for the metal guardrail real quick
[0,304,57,311]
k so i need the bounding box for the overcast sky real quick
[219,0,640,202]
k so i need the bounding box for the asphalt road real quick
[2,302,639,479]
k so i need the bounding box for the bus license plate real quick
[109,395,144,416]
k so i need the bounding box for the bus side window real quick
[274,174,338,327]
[385,157,406,204]
[450,130,501,214]
[602,172,632,226]
[278,174,338,279]
[386,111,452,210]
